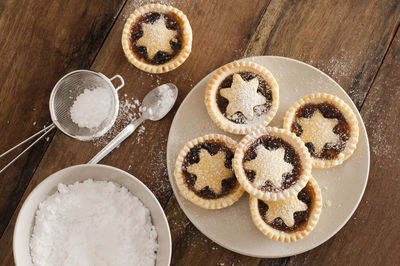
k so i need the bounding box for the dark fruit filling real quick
[291,103,350,160]
[130,12,182,65]
[258,185,313,231]
[182,141,237,199]
[243,136,301,192]
[217,72,272,124]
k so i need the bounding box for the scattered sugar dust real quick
[144,136,171,198]
[136,124,146,143]
[165,198,191,240]
[169,214,191,238]
[315,48,356,79]
[91,94,145,148]
[362,97,399,168]
[368,119,396,164]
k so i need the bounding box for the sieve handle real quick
[88,116,145,164]
[0,124,56,174]
[110,75,125,91]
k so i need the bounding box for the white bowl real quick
[13,164,171,266]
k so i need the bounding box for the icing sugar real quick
[297,109,340,154]
[136,18,177,59]
[220,74,266,120]
[70,88,112,129]
[187,149,232,194]
[30,179,158,266]
[244,146,293,188]
[265,196,308,227]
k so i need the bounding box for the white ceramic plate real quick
[166,56,370,258]
[13,164,171,266]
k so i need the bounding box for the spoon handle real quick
[88,116,145,164]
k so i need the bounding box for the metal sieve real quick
[50,70,124,141]
[1,70,125,173]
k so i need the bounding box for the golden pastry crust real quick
[174,134,244,209]
[205,61,279,135]
[121,3,192,73]
[283,93,359,168]
[233,127,312,201]
[249,176,322,242]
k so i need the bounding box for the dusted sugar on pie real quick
[233,127,312,201]
[205,61,279,135]
[122,3,192,73]
[249,176,322,242]
[283,93,359,168]
[174,134,244,209]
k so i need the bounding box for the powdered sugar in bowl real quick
[13,165,171,266]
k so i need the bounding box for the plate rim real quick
[166,55,370,258]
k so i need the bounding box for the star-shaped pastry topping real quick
[220,74,266,121]
[244,146,293,188]
[264,196,308,227]
[187,149,232,194]
[136,17,177,59]
[297,109,340,155]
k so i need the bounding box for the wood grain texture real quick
[166,195,261,266]
[0,0,125,236]
[89,0,268,228]
[167,1,400,265]
[281,26,400,266]
[245,0,399,109]
[0,0,399,265]
[0,0,269,264]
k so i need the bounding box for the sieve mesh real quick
[49,70,119,141]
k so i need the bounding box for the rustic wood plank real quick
[89,0,270,205]
[0,0,269,264]
[1,0,399,264]
[284,26,400,266]
[166,1,400,265]
[246,1,400,264]
[165,0,400,265]
[245,0,400,109]
[0,0,125,236]
[165,195,261,266]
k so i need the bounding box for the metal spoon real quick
[88,83,178,164]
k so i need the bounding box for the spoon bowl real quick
[88,83,178,164]
[141,83,178,121]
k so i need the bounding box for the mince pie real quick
[283,93,359,168]
[122,3,192,73]
[233,127,311,201]
[249,176,322,242]
[205,61,279,135]
[174,134,244,209]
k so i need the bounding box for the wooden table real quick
[1,0,399,265]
